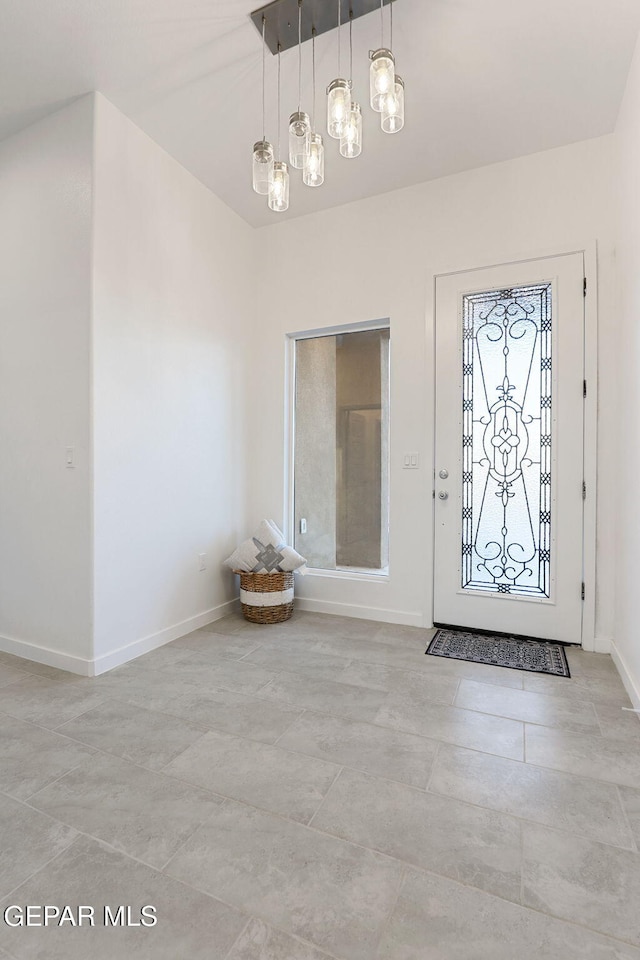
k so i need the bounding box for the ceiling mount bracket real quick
[250,0,398,55]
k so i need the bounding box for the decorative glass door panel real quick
[462,284,551,597]
[434,255,584,644]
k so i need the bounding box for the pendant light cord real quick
[390,0,393,51]
[338,0,342,77]
[380,0,384,47]
[298,0,302,113]
[262,16,266,142]
[312,27,316,132]
[277,44,282,159]
[349,10,353,86]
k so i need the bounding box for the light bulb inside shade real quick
[327,79,351,139]
[369,49,395,112]
[381,75,405,134]
[288,112,311,169]
[252,140,274,195]
[303,133,325,187]
[268,161,289,212]
[340,103,362,159]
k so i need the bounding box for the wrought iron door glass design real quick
[461,283,552,597]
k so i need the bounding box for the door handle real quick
[438,490,449,500]
[439,469,449,479]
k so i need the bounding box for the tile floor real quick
[0,611,639,959]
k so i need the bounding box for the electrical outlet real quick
[198,553,207,571]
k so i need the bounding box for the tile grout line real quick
[0,834,90,907]
[5,688,640,823]
[423,775,638,853]
[614,783,639,854]
[222,913,349,960]
[423,740,442,793]
[56,694,215,738]
[5,806,640,958]
[411,859,640,952]
[5,704,640,936]
[17,751,100,804]
[306,765,345,828]
[272,707,307,746]
[0,785,83,841]
[589,698,605,737]
[4,667,639,794]
[220,916,252,960]
[0,825,265,949]
[165,818,640,957]
[519,819,526,906]
[7,637,630,734]
[156,797,231,874]
[372,863,409,957]
[2,701,440,811]
[0,694,111,734]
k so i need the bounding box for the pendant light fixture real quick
[381,74,404,133]
[252,16,274,194]
[288,0,310,169]
[269,44,290,212]
[340,11,363,159]
[327,0,351,139]
[250,0,406,213]
[369,0,395,113]
[303,28,325,186]
[380,1,404,133]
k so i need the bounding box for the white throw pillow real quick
[224,520,307,573]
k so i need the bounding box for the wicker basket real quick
[235,570,295,624]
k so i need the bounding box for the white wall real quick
[0,96,93,670]
[91,95,254,671]
[251,137,617,644]
[0,90,621,675]
[613,35,640,706]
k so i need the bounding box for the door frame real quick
[427,241,598,652]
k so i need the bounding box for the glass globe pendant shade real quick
[381,76,405,134]
[327,79,351,140]
[268,160,290,212]
[288,112,311,169]
[303,133,325,187]
[340,102,362,159]
[369,48,395,112]
[252,140,274,195]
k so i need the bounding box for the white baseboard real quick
[91,598,240,676]
[593,636,612,655]
[0,633,94,677]
[0,599,240,679]
[610,641,640,712]
[294,597,424,627]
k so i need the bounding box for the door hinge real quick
[581,582,585,600]
[583,277,587,297]
[582,481,587,500]
[583,379,587,399]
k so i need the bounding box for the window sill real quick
[302,566,390,584]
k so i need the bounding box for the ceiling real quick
[2,0,639,227]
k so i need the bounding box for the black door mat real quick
[426,628,571,677]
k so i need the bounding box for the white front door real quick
[433,254,585,644]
